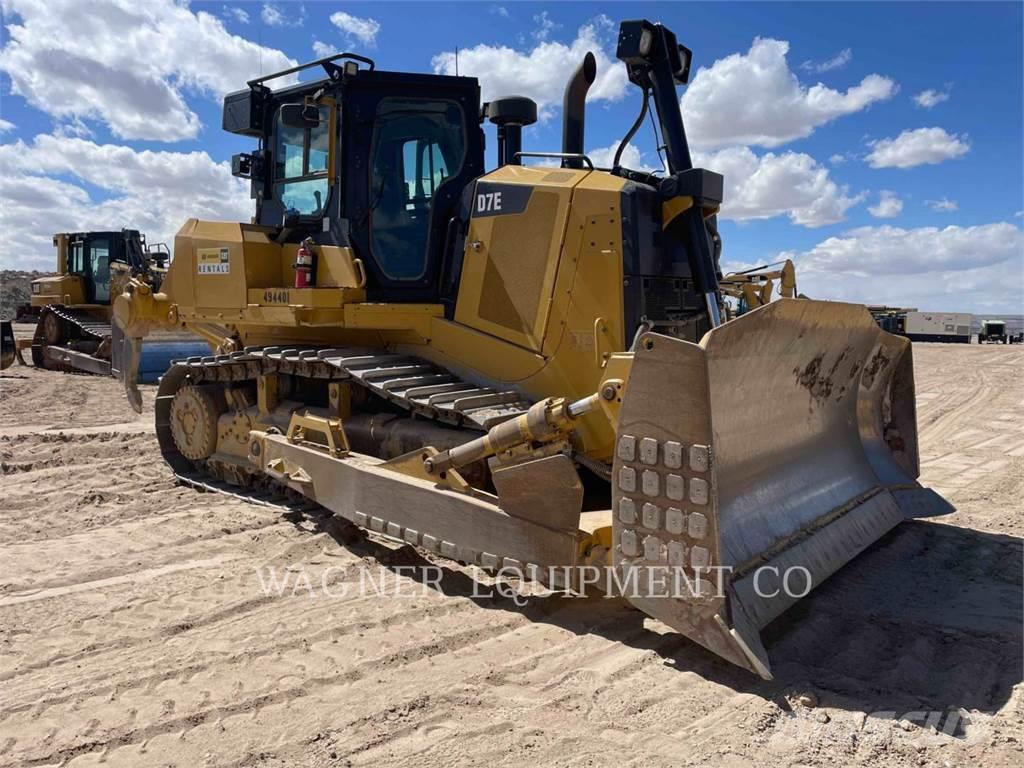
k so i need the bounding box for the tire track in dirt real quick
[2,613,532,767]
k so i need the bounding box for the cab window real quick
[403,140,450,209]
[274,104,331,217]
[70,241,85,273]
[369,98,465,280]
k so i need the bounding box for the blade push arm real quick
[423,354,633,477]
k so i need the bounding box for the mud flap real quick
[612,299,948,679]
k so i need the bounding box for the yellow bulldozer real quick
[113,19,947,678]
[719,259,798,318]
[20,230,208,378]
[27,230,168,375]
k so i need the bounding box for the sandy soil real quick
[0,342,1020,767]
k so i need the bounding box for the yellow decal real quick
[197,247,230,274]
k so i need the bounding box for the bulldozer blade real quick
[111,320,143,413]
[612,298,949,679]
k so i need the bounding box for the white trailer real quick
[904,311,972,343]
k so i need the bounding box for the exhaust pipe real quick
[561,52,596,169]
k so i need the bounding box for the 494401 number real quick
[263,289,291,304]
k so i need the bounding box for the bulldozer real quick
[26,230,207,378]
[719,259,798,318]
[112,19,947,679]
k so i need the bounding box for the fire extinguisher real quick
[294,238,316,288]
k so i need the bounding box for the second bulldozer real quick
[28,230,208,379]
[114,19,948,678]
[29,230,166,375]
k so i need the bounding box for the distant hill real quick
[0,271,52,320]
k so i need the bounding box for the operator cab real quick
[55,230,148,305]
[224,56,484,304]
[224,24,724,336]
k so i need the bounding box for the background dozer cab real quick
[28,230,206,379]
[113,18,949,678]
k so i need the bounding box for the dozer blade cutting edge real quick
[612,298,950,678]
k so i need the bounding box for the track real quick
[0,344,1021,767]
[30,305,112,374]
[152,345,536,510]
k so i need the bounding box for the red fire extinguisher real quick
[294,238,316,288]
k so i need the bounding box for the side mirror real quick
[280,103,320,129]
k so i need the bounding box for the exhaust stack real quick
[561,52,596,168]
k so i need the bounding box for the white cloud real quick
[261,3,281,26]
[868,190,903,218]
[261,3,281,25]
[829,153,847,165]
[681,38,896,149]
[0,133,251,270]
[866,127,970,169]
[926,198,958,212]
[0,0,296,142]
[329,10,380,48]
[800,47,852,73]
[53,116,93,138]
[695,146,864,227]
[223,5,249,24]
[785,223,1024,312]
[914,87,951,109]
[0,118,15,133]
[491,5,510,19]
[794,223,1023,275]
[533,11,560,42]
[432,18,629,119]
[587,141,644,170]
[312,40,334,58]
[261,3,306,27]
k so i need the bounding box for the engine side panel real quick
[454,166,582,351]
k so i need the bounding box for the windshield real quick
[274,104,331,217]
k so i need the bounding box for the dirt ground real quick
[0,339,1021,767]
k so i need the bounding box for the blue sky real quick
[0,1,1021,312]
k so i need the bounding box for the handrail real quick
[513,151,594,170]
[247,52,376,87]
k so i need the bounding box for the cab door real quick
[62,236,89,305]
[85,235,112,304]
[343,74,484,303]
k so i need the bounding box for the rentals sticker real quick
[197,247,230,274]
